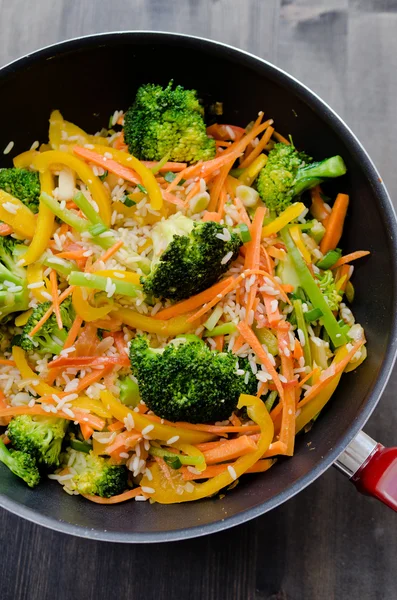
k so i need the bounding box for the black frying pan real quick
[0,32,396,542]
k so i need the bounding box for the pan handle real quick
[334,431,397,511]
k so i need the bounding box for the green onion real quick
[150,154,170,175]
[204,305,224,331]
[164,171,177,183]
[73,192,105,227]
[304,307,323,322]
[69,271,140,297]
[43,255,76,277]
[293,299,312,369]
[99,170,108,182]
[203,322,237,337]
[89,223,108,236]
[316,248,342,270]
[40,192,90,234]
[123,197,136,208]
[238,223,251,243]
[265,390,278,412]
[137,183,148,194]
[70,439,91,454]
[149,446,205,469]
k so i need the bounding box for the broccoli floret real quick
[0,437,40,487]
[118,375,141,408]
[124,81,216,163]
[256,143,347,213]
[0,168,40,213]
[317,270,343,311]
[18,298,75,355]
[129,335,254,423]
[0,236,28,319]
[141,214,241,301]
[59,448,128,497]
[8,415,68,469]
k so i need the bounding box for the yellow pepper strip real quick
[289,224,312,264]
[72,286,113,322]
[83,145,163,211]
[344,344,367,373]
[100,390,215,445]
[110,307,200,336]
[71,397,112,419]
[33,150,111,226]
[94,269,142,286]
[26,264,50,302]
[296,346,348,433]
[0,190,36,239]
[15,310,33,327]
[238,154,268,186]
[12,346,58,397]
[19,170,55,266]
[13,150,39,169]
[262,202,305,238]
[140,393,274,503]
[49,110,109,150]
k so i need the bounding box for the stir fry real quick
[0,82,368,504]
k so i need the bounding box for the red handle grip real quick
[352,444,397,511]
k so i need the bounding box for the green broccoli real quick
[124,81,216,163]
[0,236,29,319]
[59,448,128,497]
[256,143,347,213]
[118,375,140,408]
[317,270,343,311]
[0,437,40,488]
[141,214,241,301]
[7,415,68,469]
[129,335,255,423]
[0,168,40,213]
[17,298,75,355]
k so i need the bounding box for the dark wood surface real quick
[1,1,397,598]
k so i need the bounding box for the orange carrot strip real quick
[202,435,257,465]
[48,355,129,369]
[277,328,296,456]
[74,366,113,394]
[49,270,63,330]
[310,186,331,223]
[92,240,124,268]
[244,207,267,323]
[108,420,125,432]
[208,159,236,212]
[202,211,222,223]
[293,340,304,361]
[239,125,274,169]
[262,294,281,328]
[82,487,143,504]
[0,390,11,425]
[237,321,284,400]
[272,131,290,145]
[320,193,349,254]
[141,412,259,434]
[195,440,228,452]
[0,224,13,236]
[154,276,234,320]
[331,250,370,269]
[233,195,252,228]
[80,424,94,441]
[217,187,227,218]
[298,367,320,388]
[298,340,364,409]
[104,430,142,455]
[63,315,83,350]
[230,412,242,427]
[0,406,105,430]
[142,161,186,172]
[0,359,16,366]
[73,146,140,184]
[29,286,74,337]
[267,246,286,261]
[262,440,288,458]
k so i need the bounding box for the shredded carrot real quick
[213,335,224,352]
[48,355,130,369]
[293,340,304,361]
[260,246,275,275]
[262,440,287,458]
[277,327,296,456]
[143,161,187,172]
[239,124,274,169]
[336,264,351,293]
[237,321,284,400]
[113,132,127,151]
[74,366,114,394]
[29,286,74,337]
[267,245,286,261]
[185,180,201,202]
[244,206,267,323]
[298,367,320,388]
[82,487,143,504]
[49,270,63,330]
[92,240,123,268]
[202,435,257,465]
[104,430,142,455]
[80,424,94,441]
[230,413,241,427]
[0,224,13,236]
[0,390,11,425]
[0,405,105,430]
[233,195,252,228]
[154,456,175,488]
[0,359,16,366]
[73,146,140,184]
[272,131,290,145]
[331,250,370,269]
[320,193,349,254]
[108,420,125,432]
[202,211,222,223]
[63,315,83,349]
[217,187,227,219]
[155,276,234,320]
[262,294,281,328]
[208,159,236,212]
[310,186,331,223]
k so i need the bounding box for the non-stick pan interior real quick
[0,33,396,542]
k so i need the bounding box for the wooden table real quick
[1,1,396,598]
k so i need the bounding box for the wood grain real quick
[1,1,397,599]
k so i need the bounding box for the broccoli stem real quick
[43,255,77,276]
[69,271,140,297]
[293,299,312,370]
[149,445,205,469]
[281,228,348,347]
[264,390,278,412]
[294,156,347,196]
[73,192,106,227]
[203,322,237,337]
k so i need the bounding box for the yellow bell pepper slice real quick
[289,224,312,264]
[238,154,268,186]
[12,347,58,397]
[49,110,109,150]
[110,307,200,336]
[33,150,111,226]
[26,264,50,302]
[0,190,36,238]
[262,202,305,238]
[94,270,142,286]
[86,145,163,211]
[19,170,55,266]
[14,310,33,327]
[100,390,215,445]
[71,396,112,419]
[296,345,348,433]
[72,286,113,322]
[13,150,40,169]
[140,393,274,503]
